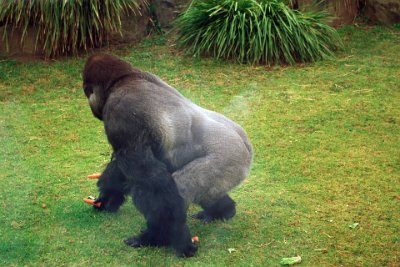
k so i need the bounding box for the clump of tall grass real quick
[175,0,342,65]
[0,0,140,57]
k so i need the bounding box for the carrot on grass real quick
[87,173,101,179]
[83,198,102,207]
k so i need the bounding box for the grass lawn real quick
[1,26,399,266]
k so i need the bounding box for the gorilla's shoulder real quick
[140,72,165,87]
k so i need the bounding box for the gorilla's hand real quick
[175,242,198,258]
[94,191,125,212]
[94,160,127,212]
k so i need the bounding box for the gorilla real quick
[83,54,253,257]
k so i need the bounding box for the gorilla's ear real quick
[87,85,105,120]
[83,83,93,98]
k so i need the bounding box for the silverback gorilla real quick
[83,54,253,257]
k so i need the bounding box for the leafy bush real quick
[175,0,342,65]
[0,0,140,57]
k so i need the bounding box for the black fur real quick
[118,147,196,257]
[94,118,196,256]
[94,159,127,212]
[97,100,195,256]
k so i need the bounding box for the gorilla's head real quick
[83,54,136,120]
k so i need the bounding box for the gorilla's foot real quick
[124,236,143,247]
[124,228,169,248]
[192,210,216,223]
[124,233,159,248]
[193,195,236,223]
[175,242,198,258]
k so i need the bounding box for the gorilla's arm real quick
[94,159,127,212]
[99,98,197,257]
[116,146,197,257]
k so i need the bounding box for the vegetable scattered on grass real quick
[87,173,101,179]
[348,223,359,229]
[280,256,302,265]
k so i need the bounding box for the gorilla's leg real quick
[124,203,196,258]
[172,155,245,223]
[193,195,236,223]
[117,147,197,257]
[95,160,127,212]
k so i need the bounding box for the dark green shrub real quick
[175,0,342,65]
[0,0,140,57]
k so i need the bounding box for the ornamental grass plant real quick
[0,0,139,57]
[175,0,342,65]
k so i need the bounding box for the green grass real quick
[1,25,399,266]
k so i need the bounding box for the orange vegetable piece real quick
[83,198,102,207]
[87,173,101,179]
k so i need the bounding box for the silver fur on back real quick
[121,72,254,206]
